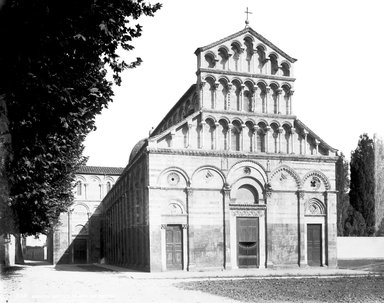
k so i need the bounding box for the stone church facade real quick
[101,26,339,271]
[48,166,123,264]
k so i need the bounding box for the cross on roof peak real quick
[245,7,253,28]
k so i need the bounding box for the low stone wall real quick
[337,237,384,259]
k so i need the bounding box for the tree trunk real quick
[14,233,25,264]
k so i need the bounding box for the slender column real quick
[297,191,307,266]
[214,122,219,150]
[214,82,220,109]
[240,124,246,151]
[253,126,259,152]
[276,89,282,114]
[289,89,295,115]
[169,131,175,148]
[265,126,271,153]
[187,123,193,148]
[303,130,309,155]
[239,84,245,111]
[182,225,188,270]
[200,121,206,149]
[265,87,270,113]
[278,127,284,153]
[290,127,296,154]
[186,187,195,270]
[226,83,233,110]
[84,183,88,200]
[315,139,320,155]
[227,125,232,150]
[264,58,270,74]
[223,185,231,269]
[199,81,206,109]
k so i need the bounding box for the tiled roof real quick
[76,166,125,175]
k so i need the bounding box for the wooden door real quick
[73,238,87,264]
[237,217,259,268]
[166,225,183,270]
[307,224,322,266]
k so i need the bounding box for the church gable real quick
[195,27,296,76]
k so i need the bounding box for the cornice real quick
[147,147,339,163]
[202,109,297,121]
[197,68,296,82]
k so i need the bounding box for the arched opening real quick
[244,37,254,72]
[257,45,266,73]
[218,119,229,150]
[231,121,241,151]
[269,54,279,75]
[218,47,229,70]
[106,181,112,193]
[257,122,267,152]
[236,184,259,204]
[231,42,241,71]
[232,80,242,111]
[271,123,279,153]
[281,62,290,76]
[204,52,216,68]
[76,181,82,196]
[205,118,216,150]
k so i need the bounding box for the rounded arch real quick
[256,118,269,126]
[256,43,266,51]
[269,81,280,89]
[203,74,217,83]
[270,165,301,188]
[230,177,263,204]
[268,51,279,59]
[218,75,230,84]
[204,115,217,123]
[244,78,256,87]
[244,34,255,42]
[157,166,190,186]
[301,170,331,190]
[281,121,293,128]
[71,202,90,213]
[191,165,226,188]
[230,39,242,48]
[204,51,217,68]
[227,160,268,186]
[305,198,325,215]
[256,79,268,87]
[75,175,86,183]
[231,77,243,85]
[166,199,186,215]
[231,117,244,125]
[269,120,281,127]
[218,116,231,124]
[191,165,226,182]
[245,118,256,125]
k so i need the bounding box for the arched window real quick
[218,47,229,70]
[231,42,241,71]
[281,62,290,76]
[257,123,266,153]
[76,181,82,196]
[270,54,279,75]
[244,37,254,72]
[106,181,111,193]
[204,53,216,68]
[257,46,266,73]
[231,124,241,151]
[271,124,279,153]
[236,185,259,204]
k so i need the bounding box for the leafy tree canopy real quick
[0,0,161,235]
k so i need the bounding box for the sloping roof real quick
[295,119,338,153]
[195,26,297,63]
[76,166,125,175]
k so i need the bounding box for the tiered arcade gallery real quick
[101,26,339,272]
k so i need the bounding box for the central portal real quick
[166,225,183,270]
[237,217,259,268]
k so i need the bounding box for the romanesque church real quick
[100,25,339,271]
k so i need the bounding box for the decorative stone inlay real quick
[167,172,180,186]
[305,198,325,215]
[310,176,321,190]
[232,209,264,217]
[279,172,287,182]
[205,169,214,181]
[244,166,251,175]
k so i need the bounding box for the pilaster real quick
[223,185,231,269]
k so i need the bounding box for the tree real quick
[0,0,161,242]
[349,134,375,236]
[336,153,350,236]
[374,135,384,235]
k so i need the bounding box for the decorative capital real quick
[315,139,320,145]
[243,166,251,175]
[291,127,296,134]
[214,82,220,90]
[161,224,167,229]
[182,224,188,229]
[297,190,305,199]
[185,187,193,197]
[199,81,206,90]
[288,89,295,96]
[276,89,283,95]
[265,182,273,198]
[214,122,220,127]
[278,127,284,134]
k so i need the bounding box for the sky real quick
[83,0,384,167]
